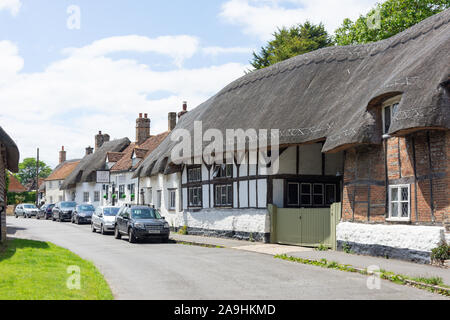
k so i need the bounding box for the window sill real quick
[386,218,411,223]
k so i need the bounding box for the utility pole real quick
[36,148,39,207]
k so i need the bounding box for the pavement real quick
[172,233,450,286]
[5,217,448,300]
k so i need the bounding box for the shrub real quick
[431,241,449,266]
[178,225,188,235]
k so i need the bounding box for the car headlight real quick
[164,222,170,229]
[134,223,145,229]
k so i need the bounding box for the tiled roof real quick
[46,159,81,181]
[107,152,125,163]
[111,132,169,172]
[8,173,27,193]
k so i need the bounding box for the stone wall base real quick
[178,226,270,243]
[337,240,431,264]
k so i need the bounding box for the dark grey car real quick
[72,204,95,225]
[52,201,77,222]
[114,205,170,243]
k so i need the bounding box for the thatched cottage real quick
[134,9,449,262]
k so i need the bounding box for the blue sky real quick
[0,0,377,168]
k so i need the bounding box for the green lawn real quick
[0,239,113,300]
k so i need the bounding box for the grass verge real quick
[0,238,113,300]
[275,254,450,297]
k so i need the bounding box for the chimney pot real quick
[136,113,151,145]
[178,101,188,119]
[59,146,67,164]
[183,101,187,111]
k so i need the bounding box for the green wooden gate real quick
[269,203,341,250]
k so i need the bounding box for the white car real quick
[91,206,120,235]
[15,204,39,218]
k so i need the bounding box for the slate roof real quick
[136,10,450,177]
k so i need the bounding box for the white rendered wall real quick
[45,180,65,204]
[337,222,446,253]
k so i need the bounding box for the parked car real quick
[37,204,55,220]
[72,204,95,225]
[91,206,120,234]
[114,205,170,243]
[52,201,77,222]
[14,204,39,218]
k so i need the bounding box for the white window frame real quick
[94,191,100,202]
[388,184,411,221]
[156,190,162,209]
[382,96,401,135]
[169,190,176,211]
[83,192,90,203]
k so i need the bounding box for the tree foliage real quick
[250,21,333,70]
[334,0,450,46]
[15,158,52,187]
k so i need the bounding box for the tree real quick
[15,158,52,187]
[250,21,333,70]
[334,0,450,46]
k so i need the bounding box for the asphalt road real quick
[6,217,447,300]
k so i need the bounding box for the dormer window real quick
[382,96,401,134]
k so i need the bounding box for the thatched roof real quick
[0,126,19,172]
[61,138,130,189]
[136,10,450,178]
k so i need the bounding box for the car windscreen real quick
[61,202,77,208]
[78,205,95,212]
[131,208,161,220]
[103,207,120,216]
[24,204,37,209]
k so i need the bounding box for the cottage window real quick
[188,186,202,207]
[83,192,90,203]
[169,190,176,211]
[119,185,125,199]
[215,184,233,207]
[187,166,202,183]
[287,182,338,208]
[94,191,100,202]
[382,96,401,134]
[213,164,233,179]
[156,190,162,209]
[388,185,410,221]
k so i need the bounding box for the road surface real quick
[6,217,447,300]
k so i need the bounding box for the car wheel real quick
[15,214,18,219]
[162,236,170,243]
[76,218,80,225]
[100,224,105,235]
[91,223,96,233]
[128,228,137,244]
[114,226,121,239]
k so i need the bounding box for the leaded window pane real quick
[391,202,399,217]
[401,203,409,218]
[401,187,409,201]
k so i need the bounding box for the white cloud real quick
[0,38,248,168]
[0,0,21,16]
[220,0,378,41]
[62,35,201,68]
[202,46,253,56]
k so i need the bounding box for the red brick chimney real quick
[136,113,150,145]
[59,146,67,164]
[95,131,110,151]
[178,101,188,119]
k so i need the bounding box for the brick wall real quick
[0,143,6,243]
[342,130,449,230]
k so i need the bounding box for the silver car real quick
[15,204,39,218]
[91,206,120,235]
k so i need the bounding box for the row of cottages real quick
[132,10,449,262]
[0,126,19,244]
[57,112,176,207]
